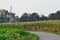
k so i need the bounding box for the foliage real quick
[0,28,38,40]
[48,10,60,20]
[29,12,40,21]
[19,13,29,22]
[19,12,40,22]
[19,10,60,22]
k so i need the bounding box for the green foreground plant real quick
[0,28,38,40]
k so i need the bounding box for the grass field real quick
[0,20,60,35]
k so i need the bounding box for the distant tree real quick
[40,15,48,20]
[19,13,29,22]
[48,10,60,20]
[48,13,56,20]
[15,16,19,22]
[0,9,9,22]
[29,12,40,21]
[55,11,60,20]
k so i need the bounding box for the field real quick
[0,20,60,35]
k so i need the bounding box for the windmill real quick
[9,6,16,22]
[10,6,12,13]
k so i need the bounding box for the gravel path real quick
[31,32,60,40]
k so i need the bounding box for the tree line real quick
[0,9,60,22]
[19,10,60,22]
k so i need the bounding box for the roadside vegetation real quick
[0,28,38,40]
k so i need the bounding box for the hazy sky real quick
[0,0,60,17]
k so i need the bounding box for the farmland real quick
[0,20,60,35]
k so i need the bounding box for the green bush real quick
[0,29,38,40]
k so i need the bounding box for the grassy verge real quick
[0,28,38,40]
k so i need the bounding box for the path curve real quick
[30,32,60,40]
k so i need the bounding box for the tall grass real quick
[0,20,60,34]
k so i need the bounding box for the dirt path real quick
[31,32,60,40]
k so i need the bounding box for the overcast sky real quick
[0,0,60,17]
